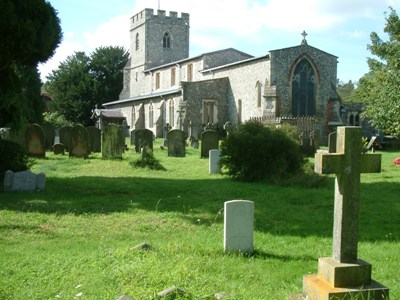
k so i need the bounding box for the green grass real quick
[0,140,399,299]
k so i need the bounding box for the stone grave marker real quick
[3,170,46,192]
[69,124,89,158]
[209,149,221,174]
[42,123,55,150]
[102,124,123,159]
[53,143,65,155]
[118,125,127,152]
[328,131,337,153]
[25,123,46,158]
[167,129,186,157]
[59,126,72,152]
[201,129,219,158]
[130,130,135,146]
[224,200,254,254]
[86,126,101,152]
[135,128,153,153]
[290,126,389,299]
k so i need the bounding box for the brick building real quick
[103,8,339,143]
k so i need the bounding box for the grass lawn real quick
[0,140,399,299]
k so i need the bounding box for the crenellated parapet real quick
[131,8,189,30]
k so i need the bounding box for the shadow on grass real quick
[0,175,398,243]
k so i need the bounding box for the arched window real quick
[355,114,360,126]
[349,114,354,126]
[291,59,316,116]
[163,32,171,48]
[131,106,136,128]
[135,33,139,51]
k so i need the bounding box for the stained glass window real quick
[291,59,316,116]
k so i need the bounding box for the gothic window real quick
[169,99,174,127]
[203,100,218,124]
[136,33,139,51]
[291,59,316,116]
[149,103,154,127]
[256,81,262,107]
[349,114,355,126]
[355,114,360,126]
[163,32,171,48]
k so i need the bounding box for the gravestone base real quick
[288,258,389,300]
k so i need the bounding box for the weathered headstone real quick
[135,128,153,153]
[3,170,46,192]
[130,130,135,146]
[167,129,186,157]
[224,200,254,254]
[59,126,72,152]
[86,126,101,152]
[328,131,337,153]
[53,143,65,155]
[201,130,219,158]
[69,124,89,158]
[118,125,127,152]
[102,124,123,159]
[223,121,234,137]
[290,126,389,299]
[209,149,221,174]
[42,123,55,150]
[25,123,46,158]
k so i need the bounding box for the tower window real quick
[136,33,139,51]
[163,32,171,48]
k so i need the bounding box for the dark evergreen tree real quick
[0,0,62,129]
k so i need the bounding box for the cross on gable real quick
[314,127,381,263]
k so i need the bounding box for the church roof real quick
[201,54,270,73]
[144,48,253,73]
[269,43,338,59]
[103,87,182,107]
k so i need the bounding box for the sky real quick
[39,0,400,83]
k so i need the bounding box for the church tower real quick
[130,8,190,70]
[120,9,190,99]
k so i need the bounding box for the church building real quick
[102,8,340,143]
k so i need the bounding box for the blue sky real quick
[39,0,400,83]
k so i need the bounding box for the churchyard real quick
[0,137,399,299]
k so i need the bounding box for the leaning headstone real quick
[209,149,221,174]
[102,124,123,159]
[224,200,254,254]
[328,131,337,153]
[134,128,153,153]
[25,123,46,158]
[290,126,389,299]
[42,123,55,150]
[69,124,89,158]
[59,126,72,152]
[3,170,46,192]
[86,126,101,152]
[118,125,127,152]
[201,130,219,158]
[167,129,186,157]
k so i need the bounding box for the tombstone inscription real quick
[290,127,389,299]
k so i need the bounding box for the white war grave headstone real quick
[224,200,254,254]
[290,126,389,299]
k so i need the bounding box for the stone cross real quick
[314,127,381,263]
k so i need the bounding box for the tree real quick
[350,7,400,136]
[91,46,130,104]
[47,47,129,126]
[0,0,62,129]
[336,79,356,103]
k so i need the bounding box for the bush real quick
[219,120,305,182]
[0,139,34,182]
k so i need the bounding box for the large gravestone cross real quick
[315,127,381,263]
